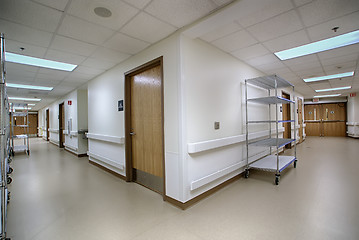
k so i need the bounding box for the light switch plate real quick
[214,122,220,130]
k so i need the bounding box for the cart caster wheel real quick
[7,177,12,185]
[8,157,12,163]
[275,175,280,185]
[294,160,297,168]
[8,167,13,174]
[244,169,249,178]
[27,150,30,155]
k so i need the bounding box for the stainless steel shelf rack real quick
[10,103,30,155]
[245,75,297,185]
[1,32,12,240]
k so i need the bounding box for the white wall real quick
[38,89,88,153]
[87,32,182,200]
[347,93,359,137]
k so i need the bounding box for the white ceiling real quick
[0,0,358,110]
[187,0,359,99]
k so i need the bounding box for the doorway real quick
[282,92,291,148]
[125,57,165,195]
[59,102,65,148]
[297,98,303,143]
[46,109,49,141]
[304,103,346,137]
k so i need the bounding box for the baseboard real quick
[164,174,242,210]
[89,159,126,181]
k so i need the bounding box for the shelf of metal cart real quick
[246,74,294,89]
[249,155,296,172]
[247,96,295,105]
[249,138,295,147]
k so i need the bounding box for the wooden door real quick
[298,98,303,143]
[304,104,322,136]
[59,103,65,148]
[282,92,291,148]
[125,58,164,194]
[322,103,346,137]
[28,113,38,136]
[46,109,49,141]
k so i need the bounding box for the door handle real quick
[130,131,136,136]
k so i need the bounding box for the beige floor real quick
[7,137,359,240]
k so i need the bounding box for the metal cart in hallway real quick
[244,75,297,185]
[1,32,12,240]
[10,103,30,155]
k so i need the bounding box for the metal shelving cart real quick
[244,75,297,185]
[1,32,11,240]
[10,103,30,155]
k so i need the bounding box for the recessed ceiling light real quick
[303,71,354,82]
[313,94,341,98]
[5,52,77,71]
[94,7,112,18]
[6,83,53,91]
[274,30,359,60]
[315,86,351,92]
[13,107,32,110]
[8,97,41,102]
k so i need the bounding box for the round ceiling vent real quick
[94,7,112,18]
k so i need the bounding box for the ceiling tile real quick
[235,0,294,27]
[0,0,62,32]
[317,44,359,60]
[247,10,303,42]
[295,67,325,79]
[58,15,114,45]
[37,68,70,79]
[67,0,138,31]
[0,19,53,47]
[328,78,353,87]
[200,21,242,42]
[65,72,94,82]
[298,0,359,27]
[36,72,68,82]
[122,0,152,9]
[32,0,69,11]
[231,44,270,61]
[307,11,359,42]
[253,61,286,72]
[145,0,217,28]
[5,39,47,58]
[320,53,359,67]
[91,47,131,63]
[211,30,257,52]
[293,0,313,7]
[245,54,281,67]
[103,32,150,55]
[283,54,319,67]
[121,12,177,43]
[50,35,97,57]
[308,82,332,89]
[45,49,86,65]
[263,30,310,53]
[72,66,103,76]
[6,75,35,84]
[324,64,357,75]
[58,80,84,88]
[81,58,117,70]
[5,62,39,73]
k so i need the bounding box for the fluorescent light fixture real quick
[5,52,77,71]
[275,30,359,60]
[8,97,41,102]
[315,86,351,92]
[303,71,354,82]
[6,83,53,91]
[28,104,36,106]
[13,107,32,110]
[313,94,341,98]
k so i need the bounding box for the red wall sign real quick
[350,93,357,97]
[68,100,72,105]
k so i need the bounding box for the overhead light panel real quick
[8,97,41,102]
[5,52,77,71]
[6,83,53,91]
[313,94,341,98]
[28,104,36,106]
[315,86,351,92]
[303,71,354,82]
[275,30,359,60]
